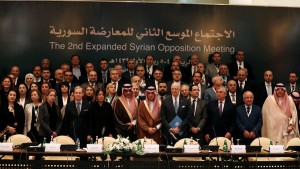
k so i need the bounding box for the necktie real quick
[192,99,196,116]
[174,97,178,113]
[239,82,243,91]
[238,63,242,69]
[103,73,107,84]
[231,94,236,102]
[76,102,81,115]
[267,84,272,95]
[147,66,150,74]
[246,106,251,116]
[193,66,197,75]
[130,72,133,78]
[292,85,295,92]
[219,101,223,116]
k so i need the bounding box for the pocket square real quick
[182,106,185,108]
[83,109,88,111]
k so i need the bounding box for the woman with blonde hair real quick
[105,82,118,108]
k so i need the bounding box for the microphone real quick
[28,131,37,143]
[212,126,219,146]
[101,126,106,137]
[169,131,178,141]
[160,130,169,146]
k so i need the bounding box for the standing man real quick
[114,84,138,141]
[236,91,262,145]
[256,70,275,107]
[188,85,207,146]
[286,71,300,94]
[190,72,206,99]
[144,54,158,80]
[98,58,111,86]
[160,82,191,144]
[205,86,236,144]
[226,80,243,107]
[137,86,161,144]
[205,52,227,78]
[123,59,136,82]
[262,83,299,146]
[70,55,85,84]
[227,49,254,80]
[63,86,91,148]
[204,75,224,103]
[81,71,103,92]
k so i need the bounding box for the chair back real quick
[53,135,75,144]
[96,137,116,149]
[209,137,231,150]
[7,134,31,146]
[250,137,271,151]
[286,138,300,147]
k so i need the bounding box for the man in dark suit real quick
[63,86,91,148]
[197,63,212,88]
[227,49,254,80]
[186,54,199,82]
[70,55,86,84]
[205,86,236,144]
[226,80,243,107]
[81,71,103,92]
[10,66,24,87]
[108,69,126,96]
[190,72,206,100]
[236,91,262,145]
[63,70,79,95]
[256,70,275,107]
[236,68,255,94]
[144,54,158,80]
[161,82,192,145]
[188,85,207,146]
[98,58,111,86]
[219,64,232,87]
[79,62,95,84]
[167,70,184,94]
[122,59,136,82]
[286,71,300,94]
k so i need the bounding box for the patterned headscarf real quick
[145,86,160,119]
[274,83,291,117]
[120,83,137,119]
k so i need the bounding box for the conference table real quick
[0,148,299,169]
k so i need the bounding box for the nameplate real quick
[0,143,13,151]
[45,143,61,152]
[86,144,103,153]
[270,145,284,153]
[144,144,159,153]
[231,145,246,153]
[184,145,200,153]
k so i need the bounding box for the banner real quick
[1,1,300,82]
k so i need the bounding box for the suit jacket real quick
[236,79,255,94]
[62,100,90,148]
[160,95,192,142]
[144,65,158,80]
[204,87,217,103]
[71,65,86,84]
[285,83,300,95]
[236,104,262,145]
[255,82,275,107]
[24,103,42,135]
[228,61,254,80]
[189,98,207,139]
[38,102,62,137]
[98,70,111,85]
[225,91,243,107]
[81,82,104,92]
[163,65,186,82]
[122,70,135,82]
[0,102,25,135]
[205,100,236,140]
[205,63,219,77]
[220,75,233,86]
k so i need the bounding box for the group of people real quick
[0,50,299,148]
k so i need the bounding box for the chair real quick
[95,137,116,161]
[248,137,296,161]
[173,138,201,161]
[286,138,300,148]
[2,134,32,160]
[209,137,231,150]
[43,135,78,161]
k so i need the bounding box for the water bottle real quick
[76,138,80,150]
[42,137,46,147]
[95,136,98,144]
[223,139,228,152]
[90,138,93,144]
[183,139,187,150]
[269,140,273,151]
[3,134,6,143]
[137,140,142,150]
